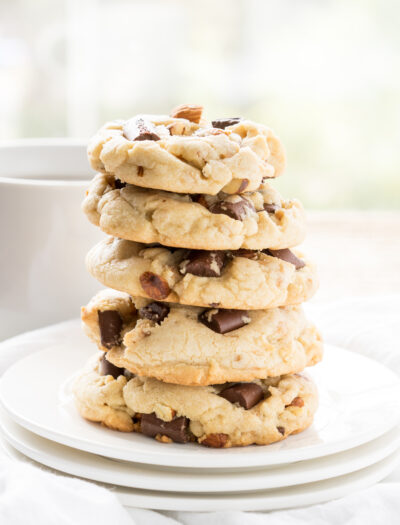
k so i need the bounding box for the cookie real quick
[73,354,135,432]
[82,290,323,385]
[87,110,285,196]
[86,238,318,310]
[83,173,305,251]
[123,372,318,447]
[74,353,318,447]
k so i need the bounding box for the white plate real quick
[0,327,399,468]
[1,431,399,511]
[0,407,399,493]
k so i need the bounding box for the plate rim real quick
[0,339,400,468]
[1,430,399,511]
[0,407,399,492]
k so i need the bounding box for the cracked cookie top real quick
[81,289,323,385]
[82,173,305,251]
[73,353,135,432]
[87,106,285,196]
[123,371,318,447]
[74,352,318,447]
[86,238,318,310]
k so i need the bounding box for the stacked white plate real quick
[0,322,399,511]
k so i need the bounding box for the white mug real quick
[0,139,103,341]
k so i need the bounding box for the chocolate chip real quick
[263,203,280,213]
[139,272,171,300]
[277,426,285,435]
[180,250,226,278]
[123,117,160,141]
[192,194,208,207]
[199,308,250,334]
[99,353,125,379]
[209,197,255,221]
[201,433,229,448]
[138,302,170,324]
[114,178,126,189]
[140,413,190,443]
[265,248,305,270]
[97,310,123,349]
[219,383,264,410]
[212,118,241,130]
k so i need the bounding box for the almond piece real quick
[287,396,304,408]
[170,104,203,124]
[201,433,229,448]
[167,121,190,136]
[139,272,171,300]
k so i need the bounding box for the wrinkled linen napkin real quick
[0,295,399,525]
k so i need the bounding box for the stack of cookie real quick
[74,104,322,448]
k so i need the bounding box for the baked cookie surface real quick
[74,353,318,447]
[82,173,305,251]
[73,354,135,432]
[82,290,323,385]
[123,372,318,447]
[87,111,285,196]
[86,238,318,310]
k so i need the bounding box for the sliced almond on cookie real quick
[139,272,171,300]
[201,433,229,448]
[170,104,203,123]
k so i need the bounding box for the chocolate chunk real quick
[180,250,226,278]
[97,310,123,349]
[219,383,264,410]
[123,117,160,141]
[209,197,255,221]
[139,272,171,300]
[138,302,170,324]
[140,413,190,443]
[263,203,280,213]
[277,426,285,435]
[124,369,135,381]
[212,118,241,130]
[231,249,259,260]
[99,353,125,379]
[265,248,305,270]
[114,178,126,189]
[199,308,250,334]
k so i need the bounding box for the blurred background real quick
[1,0,399,209]
[0,0,399,339]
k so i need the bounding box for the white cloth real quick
[0,296,399,525]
